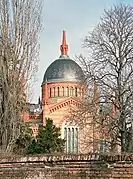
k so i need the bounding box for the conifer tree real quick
[28,118,65,154]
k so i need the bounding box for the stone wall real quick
[0,153,133,178]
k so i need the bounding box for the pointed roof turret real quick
[60,30,68,56]
[38,96,41,105]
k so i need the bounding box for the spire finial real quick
[60,30,68,56]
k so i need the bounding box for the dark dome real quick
[43,55,85,83]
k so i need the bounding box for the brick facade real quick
[0,154,133,178]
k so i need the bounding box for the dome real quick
[42,30,85,84]
[43,55,84,83]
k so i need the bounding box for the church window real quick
[68,128,71,152]
[100,139,106,153]
[66,87,69,96]
[72,128,74,152]
[75,128,78,153]
[53,87,55,97]
[64,128,67,153]
[70,87,74,96]
[63,123,78,154]
[62,87,64,96]
[75,87,78,97]
[57,87,60,97]
[49,88,52,97]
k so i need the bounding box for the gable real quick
[49,97,81,114]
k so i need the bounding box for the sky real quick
[31,0,133,103]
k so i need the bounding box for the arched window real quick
[49,88,52,97]
[62,87,64,96]
[53,87,55,97]
[57,87,60,97]
[70,87,73,96]
[68,128,71,152]
[63,123,78,154]
[75,87,78,97]
[100,139,106,153]
[72,128,74,151]
[66,87,69,97]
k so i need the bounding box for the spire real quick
[60,30,68,56]
[38,96,41,105]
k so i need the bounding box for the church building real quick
[25,31,98,154]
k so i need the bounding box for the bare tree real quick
[69,80,106,153]
[77,4,133,152]
[0,0,42,153]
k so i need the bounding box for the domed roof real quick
[43,55,84,83]
[42,31,85,84]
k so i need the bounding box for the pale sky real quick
[31,0,133,103]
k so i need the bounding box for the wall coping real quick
[0,153,133,164]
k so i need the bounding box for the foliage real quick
[27,118,65,154]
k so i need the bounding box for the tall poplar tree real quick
[0,0,42,153]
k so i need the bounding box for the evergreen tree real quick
[28,118,65,154]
